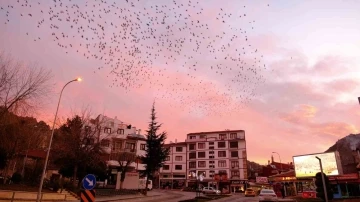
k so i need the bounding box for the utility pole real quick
[316,156,328,202]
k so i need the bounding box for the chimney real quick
[271,155,274,163]
[138,129,141,135]
[268,160,270,165]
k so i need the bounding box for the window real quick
[175,165,182,170]
[163,165,170,170]
[219,134,226,140]
[198,171,206,177]
[189,152,196,159]
[218,142,226,148]
[104,127,111,134]
[112,141,122,151]
[219,170,227,174]
[174,175,186,178]
[231,161,239,168]
[230,133,237,139]
[189,144,196,151]
[218,160,226,167]
[165,156,170,161]
[209,161,215,164]
[231,151,238,158]
[189,161,196,168]
[198,143,205,149]
[176,147,183,152]
[140,144,146,150]
[209,146,214,150]
[190,136,196,139]
[101,139,110,147]
[175,156,183,161]
[200,135,206,139]
[198,161,206,168]
[198,152,206,158]
[117,129,124,134]
[218,151,226,157]
[125,142,135,151]
[209,142,214,145]
[231,170,240,177]
[209,151,214,154]
[229,142,238,148]
[209,170,215,177]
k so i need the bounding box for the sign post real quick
[81,174,96,202]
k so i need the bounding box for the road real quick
[107,190,296,202]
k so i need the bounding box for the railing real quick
[0,190,68,202]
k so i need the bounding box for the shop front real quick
[329,173,360,198]
[268,170,314,197]
[230,180,248,193]
[215,174,230,193]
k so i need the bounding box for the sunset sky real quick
[1,0,360,165]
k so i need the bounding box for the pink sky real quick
[1,0,360,165]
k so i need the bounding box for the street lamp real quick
[272,152,282,173]
[315,156,328,202]
[36,77,81,202]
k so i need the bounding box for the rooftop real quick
[187,130,245,135]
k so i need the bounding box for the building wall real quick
[159,130,247,190]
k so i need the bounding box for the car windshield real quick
[261,190,275,194]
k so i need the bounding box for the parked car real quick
[202,187,221,195]
[258,189,278,202]
[245,188,256,197]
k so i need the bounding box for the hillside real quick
[325,134,360,174]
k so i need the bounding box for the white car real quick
[202,187,221,194]
[258,189,278,202]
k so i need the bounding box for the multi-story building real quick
[89,115,147,185]
[185,130,247,193]
[159,142,187,189]
[158,130,247,193]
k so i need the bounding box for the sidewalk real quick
[64,191,162,202]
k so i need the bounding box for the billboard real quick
[293,152,341,178]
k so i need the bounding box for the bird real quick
[0,0,272,116]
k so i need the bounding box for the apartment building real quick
[89,115,147,185]
[186,130,247,193]
[159,142,187,189]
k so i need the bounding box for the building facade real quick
[90,115,147,186]
[159,130,248,193]
[159,142,187,189]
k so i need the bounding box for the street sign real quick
[82,174,96,190]
[80,190,95,202]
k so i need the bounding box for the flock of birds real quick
[0,0,272,116]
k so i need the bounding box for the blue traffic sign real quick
[82,174,96,190]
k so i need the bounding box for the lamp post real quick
[315,156,328,202]
[36,78,81,202]
[272,152,282,173]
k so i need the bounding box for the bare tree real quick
[111,151,137,189]
[0,52,52,119]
